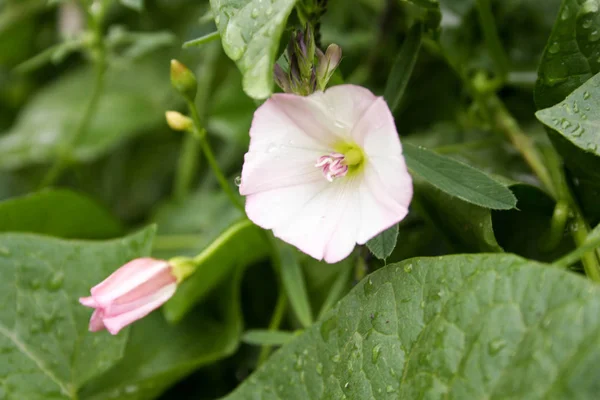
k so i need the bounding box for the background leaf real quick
[279,244,313,328]
[0,227,155,400]
[0,60,175,170]
[0,189,123,239]
[366,224,399,260]
[223,254,600,399]
[404,143,517,210]
[210,0,298,99]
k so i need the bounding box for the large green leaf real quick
[210,0,298,99]
[223,254,600,400]
[534,0,600,222]
[79,268,243,400]
[0,189,123,239]
[536,71,600,157]
[0,60,175,170]
[404,143,517,210]
[0,227,155,400]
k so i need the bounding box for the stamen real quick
[315,153,348,182]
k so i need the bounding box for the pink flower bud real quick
[79,258,177,335]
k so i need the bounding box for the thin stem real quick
[480,93,556,197]
[475,0,510,79]
[186,100,244,212]
[257,290,287,366]
[41,3,107,187]
[174,132,200,201]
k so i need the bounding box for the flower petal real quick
[101,284,176,335]
[315,85,379,137]
[270,179,361,262]
[79,296,97,308]
[356,159,412,244]
[91,258,171,307]
[350,96,401,157]
[89,309,106,332]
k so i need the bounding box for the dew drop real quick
[316,363,323,375]
[48,271,64,291]
[331,354,341,363]
[363,277,375,296]
[266,6,273,16]
[234,176,242,187]
[488,339,506,355]
[583,91,591,100]
[386,385,396,393]
[320,316,338,342]
[561,119,572,129]
[583,19,593,29]
[403,263,413,273]
[561,6,570,20]
[589,30,600,42]
[548,42,561,54]
[371,344,382,363]
[251,8,259,18]
[294,354,304,371]
[587,143,598,152]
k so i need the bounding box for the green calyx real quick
[335,142,366,176]
[169,256,196,283]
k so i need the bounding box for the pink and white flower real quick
[79,258,177,335]
[239,84,413,263]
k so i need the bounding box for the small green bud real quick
[170,59,197,100]
[165,111,193,131]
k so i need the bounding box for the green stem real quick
[185,100,244,212]
[542,201,570,252]
[555,221,600,275]
[481,93,556,197]
[174,133,200,201]
[257,290,287,366]
[475,0,510,79]
[41,3,107,187]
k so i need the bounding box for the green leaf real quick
[0,60,175,170]
[415,178,503,253]
[119,0,144,11]
[210,0,299,99]
[384,22,423,113]
[0,226,155,399]
[162,219,269,323]
[0,189,123,239]
[242,330,296,346]
[279,244,313,328]
[534,0,600,110]
[536,71,600,156]
[366,224,399,260]
[534,0,600,222]
[79,267,243,400]
[404,143,517,210]
[223,254,600,400]
[400,0,441,35]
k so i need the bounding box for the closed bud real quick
[274,64,292,92]
[170,59,197,100]
[292,25,316,81]
[316,44,342,91]
[79,258,178,335]
[165,111,193,131]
